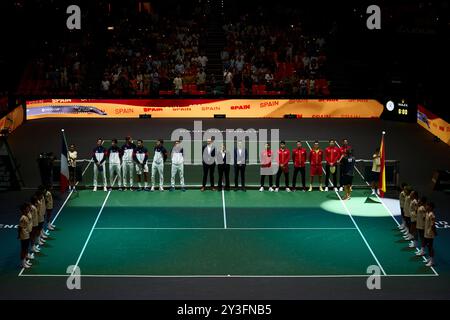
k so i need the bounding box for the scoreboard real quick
[380,98,417,122]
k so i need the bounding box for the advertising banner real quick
[417,104,450,146]
[26,99,383,119]
[0,105,24,133]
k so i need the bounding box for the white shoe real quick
[308,185,313,192]
[27,253,35,260]
[40,233,48,239]
[319,186,324,192]
[32,245,40,253]
[408,241,415,248]
[150,186,155,192]
[268,187,274,192]
[274,188,279,192]
[325,187,329,192]
[416,249,425,256]
[159,187,164,191]
[334,187,338,192]
[104,186,108,192]
[259,187,264,192]
[48,224,55,231]
[286,188,291,192]
[339,187,343,192]
[93,186,97,192]
[22,261,31,269]
[397,224,404,229]
[426,259,434,267]
[39,239,46,246]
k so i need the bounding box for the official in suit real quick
[216,144,231,191]
[234,141,248,191]
[201,138,216,191]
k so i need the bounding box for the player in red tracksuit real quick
[309,141,324,191]
[275,141,291,192]
[324,139,341,191]
[338,138,351,191]
[292,141,307,191]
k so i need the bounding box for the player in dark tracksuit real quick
[133,139,149,191]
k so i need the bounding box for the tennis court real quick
[18,140,438,278]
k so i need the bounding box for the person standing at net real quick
[108,139,123,191]
[133,139,149,191]
[309,141,324,192]
[217,143,231,191]
[324,139,340,191]
[338,138,351,191]
[275,141,291,192]
[170,140,185,191]
[92,138,107,192]
[415,196,428,257]
[398,183,408,231]
[341,149,355,200]
[151,139,168,191]
[18,203,33,269]
[402,187,413,240]
[408,191,419,248]
[259,143,274,192]
[423,202,436,267]
[68,144,78,191]
[234,141,248,191]
[43,185,55,233]
[292,141,307,192]
[121,136,136,191]
[201,138,216,191]
[370,148,381,195]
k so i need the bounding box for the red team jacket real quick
[309,149,323,166]
[278,148,290,172]
[325,146,341,165]
[292,148,307,167]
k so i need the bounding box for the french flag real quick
[60,129,69,192]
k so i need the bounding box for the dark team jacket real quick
[92,146,107,164]
[153,146,168,162]
[133,146,149,165]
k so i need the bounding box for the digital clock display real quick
[381,98,417,122]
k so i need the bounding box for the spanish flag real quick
[378,132,386,197]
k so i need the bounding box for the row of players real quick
[67,137,380,198]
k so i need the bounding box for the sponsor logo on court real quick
[0,224,18,229]
[436,221,449,229]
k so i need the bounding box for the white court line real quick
[94,227,357,230]
[222,189,227,229]
[18,159,93,277]
[305,140,387,276]
[335,141,439,276]
[70,189,112,277]
[18,273,438,278]
[335,191,387,275]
